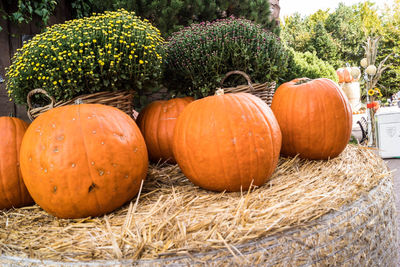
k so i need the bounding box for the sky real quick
[279,0,394,20]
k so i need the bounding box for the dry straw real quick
[0,145,398,265]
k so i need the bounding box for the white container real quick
[375,106,400,158]
[341,82,361,111]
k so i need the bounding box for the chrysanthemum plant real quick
[164,17,290,99]
[6,9,164,106]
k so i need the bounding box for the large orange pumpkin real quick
[136,97,194,163]
[20,104,148,218]
[337,67,354,83]
[271,78,352,160]
[0,117,33,209]
[172,90,282,192]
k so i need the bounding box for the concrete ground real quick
[352,117,400,265]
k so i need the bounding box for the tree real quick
[354,1,384,37]
[310,21,339,65]
[324,3,365,67]
[70,0,276,36]
[281,4,365,69]
[378,0,400,97]
[280,13,312,53]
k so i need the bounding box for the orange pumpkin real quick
[0,117,33,209]
[172,90,282,192]
[337,67,354,83]
[271,78,352,160]
[136,97,194,163]
[20,104,148,218]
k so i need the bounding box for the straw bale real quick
[0,145,398,266]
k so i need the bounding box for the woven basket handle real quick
[220,70,255,92]
[27,89,56,119]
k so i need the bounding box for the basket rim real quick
[27,89,135,121]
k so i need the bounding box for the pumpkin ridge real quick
[154,103,164,161]
[219,95,238,190]
[245,94,280,180]
[161,102,173,161]
[183,102,202,185]
[224,94,246,190]
[210,96,229,190]
[316,82,329,157]
[242,94,268,182]
[0,124,12,207]
[77,105,102,214]
[0,119,16,207]
[289,84,299,155]
[327,83,340,157]
[231,94,256,187]
[306,84,312,156]
[13,119,25,206]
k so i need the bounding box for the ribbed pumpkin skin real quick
[337,67,353,83]
[20,104,148,218]
[271,78,352,160]
[136,97,194,163]
[0,117,33,209]
[172,93,282,192]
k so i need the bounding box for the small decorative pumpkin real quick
[172,89,282,192]
[366,65,377,75]
[360,58,368,68]
[271,78,352,160]
[336,67,354,83]
[0,117,33,209]
[350,67,361,81]
[136,97,194,163]
[20,104,148,218]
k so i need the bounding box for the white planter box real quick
[375,107,400,158]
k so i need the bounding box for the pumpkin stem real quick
[295,78,313,85]
[215,88,225,96]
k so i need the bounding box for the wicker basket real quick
[26,89,135,121]
[220,71,276,106]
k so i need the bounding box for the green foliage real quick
[281,14,311,52]
[0,0,58,30]
[164,17,290,98]
[378,0,400,97]
[70,0,94,19]
[69,0,276,36]
[6,10,164,105]
[281,4,366,69]
[310,22,339,64]
[285,48,338,82]
[354,1,384,37]
[324,4,365,65]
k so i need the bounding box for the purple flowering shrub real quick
[164,17,290,98]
